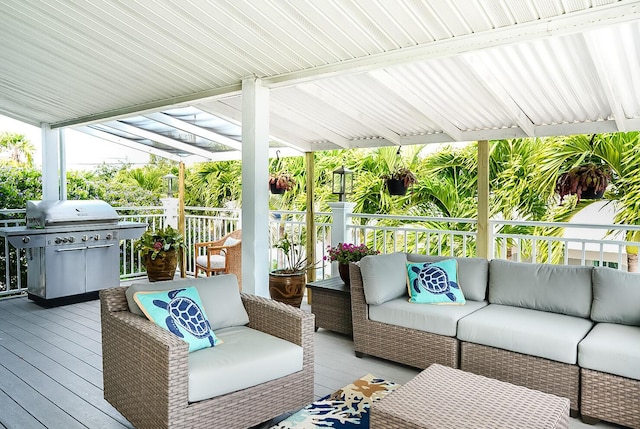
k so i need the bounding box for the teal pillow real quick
[134,287,222,352]
[406,259,466,305]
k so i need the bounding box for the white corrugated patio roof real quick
[1,0,640,161]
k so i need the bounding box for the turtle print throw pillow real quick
[406,259,466,305]
[134,287,223,352]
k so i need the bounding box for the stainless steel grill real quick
[0,200,146,305]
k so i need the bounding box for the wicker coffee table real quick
[306,277,352,336]
[371,364,570,429]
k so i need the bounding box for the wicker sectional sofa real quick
[350,253,640,428]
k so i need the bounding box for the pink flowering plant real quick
[325,242,379,264]
[134,225,186,261]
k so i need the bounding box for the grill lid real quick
[26,200,119,228]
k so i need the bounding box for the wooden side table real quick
[306,277,352,336]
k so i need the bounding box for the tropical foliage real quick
[134,226,186,261]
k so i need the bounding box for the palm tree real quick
[0,132,35,166]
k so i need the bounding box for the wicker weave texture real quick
[371,364,570,429]
[460,341,579,412]
[581,368,640,429]
[349,263,458,369]
[194,230,242,288]
[312,287,352,336]
[100,286,314,429]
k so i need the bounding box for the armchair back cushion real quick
[406,255,488,301]
[591,267,640,326]
[488,260,593,318]
[360,252,408,305]
[125,274,249,330]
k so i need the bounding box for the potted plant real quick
[381,166,418,196]
[269,233,317,307]
[134,225,186,282]
[555,163,612,203]
[269,171,295,194]
[325,242,379,285]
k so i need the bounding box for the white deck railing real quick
[2,206,639,297]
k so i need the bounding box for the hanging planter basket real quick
[386,178,409,196]
[269,183,286,194]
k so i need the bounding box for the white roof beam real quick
[460,56,535,137]
[144,111,243,151]
[368,69,464,141]
[103,121,217,160]
[265,2,640,88]
[75,126,183,161]
[297,83,402,145]
[583,32,628,132]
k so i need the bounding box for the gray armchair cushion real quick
[457,304,593,364]
[406,255,488,301]
[369,297,487,337]
[591,267,640,326]
[578,323,640,380]
[189,326,303,402]
[125,274,249,330]
[488,260,592,318]
[360,252,408,305]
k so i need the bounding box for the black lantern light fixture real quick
[163,173,178,198]
[332,165,354,202]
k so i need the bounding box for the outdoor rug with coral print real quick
[269,374,399,428]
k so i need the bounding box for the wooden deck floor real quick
[0,294,622,429]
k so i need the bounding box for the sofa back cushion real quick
[125,274,249,330]
[360,252,408,305]
[591,267,640,326]
[406,255,488,301]
[488,260,592,318]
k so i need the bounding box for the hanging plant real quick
[555,163,612,203]
[269,171,295,194]
[381,166,418,196]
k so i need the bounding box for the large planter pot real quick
[269,270,306,307]
[144,250,178,282]
[338,263,350,286]
[386,178,408,196]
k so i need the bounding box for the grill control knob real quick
[105,233,113,240]
[62,237,69,243]
[55,237,63,244]
[94,234,100,241]
[22,236,30,244]
[68,236,76,243]
[81,235,88,242]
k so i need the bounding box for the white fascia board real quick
[144,111,242,151]
[76,126,183,161]
[103,121,217,159]
[296,83,402,145]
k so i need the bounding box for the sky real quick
[0,114,151,170]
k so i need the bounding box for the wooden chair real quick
[194,230,242,288]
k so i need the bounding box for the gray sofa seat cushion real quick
[488,260,593,318]
[188,325,303,402]
[360,252,408,305]
[406,255,488,302]
[578,323,640,381]
[369,298,487,337]
[457,304,593,364]
[125,274,249,330]
[591,267,640,326]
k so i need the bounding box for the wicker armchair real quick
[100,286,314,429]
[194,230,242,288]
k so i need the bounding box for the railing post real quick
[327,202,356,277]
[161,198,179,229]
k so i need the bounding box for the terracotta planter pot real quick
[386,178,408,196]
[144,250,178,282]
[269,271,306,307]
[338,263,350,286]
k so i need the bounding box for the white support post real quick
[327,202,356,277]
[241,77,270,296]
[41,124,62,200]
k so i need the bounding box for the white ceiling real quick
[1,0,640,161]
